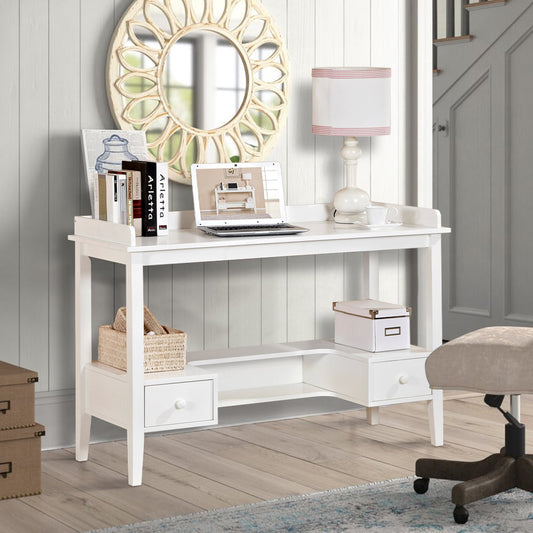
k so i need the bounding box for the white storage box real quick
[333,299,411,352]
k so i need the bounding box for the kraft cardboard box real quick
[0,423,45,499]
[0,361,38,430]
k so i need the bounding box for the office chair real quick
[413,326,533,524]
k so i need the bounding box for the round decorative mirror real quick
[107,0,289,185]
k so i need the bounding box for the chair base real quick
[414,453,533,523]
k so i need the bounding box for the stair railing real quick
[434,0,479,70]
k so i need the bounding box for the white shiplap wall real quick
[0,0,415,445]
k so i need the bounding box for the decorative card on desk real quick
[81,129,148,216]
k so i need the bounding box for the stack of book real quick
[93,160,168,237]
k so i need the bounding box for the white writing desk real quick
[69,203,450,486]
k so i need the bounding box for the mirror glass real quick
[107,0,289,184]
[163,30,246,131]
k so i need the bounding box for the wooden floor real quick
[2,394,533,532]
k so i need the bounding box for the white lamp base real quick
[333,187,370,223]
[333,137,370,224]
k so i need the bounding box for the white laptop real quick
[191,162,308,237]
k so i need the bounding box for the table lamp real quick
[312,67,391,223]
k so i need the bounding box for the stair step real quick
[465,0,508,10]
[434,35,474,46]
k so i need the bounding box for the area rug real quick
[92,477,533,532]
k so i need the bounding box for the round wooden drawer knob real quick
[174,399,187,409]
[399,375,409,385]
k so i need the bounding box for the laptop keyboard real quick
[214,224,291,231]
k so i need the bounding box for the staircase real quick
[433,0,532,102]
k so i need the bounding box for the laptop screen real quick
[192,162,287,227]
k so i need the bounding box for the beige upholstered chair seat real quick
[415,326,533,524]
[425,326,533,394]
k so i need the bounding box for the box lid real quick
[0,361,38,386]
[333,299,411,319]
[0,423,45,442]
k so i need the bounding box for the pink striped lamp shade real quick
[312,67,391,136]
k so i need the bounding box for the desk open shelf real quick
[69,203,450,486]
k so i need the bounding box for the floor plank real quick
[80,440,260,509]
[172,428,364,489]
[0,397,527,532]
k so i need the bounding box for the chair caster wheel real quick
[453,505,469,524]
[413,478,429,494]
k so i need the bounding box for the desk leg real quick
[126,258,145,486]
[418,237,444,446]
[428,389,444,446]
[417,235,442,351]
[363,252,380,424]
[75,244,92,461]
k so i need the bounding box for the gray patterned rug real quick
[92,477,533,532]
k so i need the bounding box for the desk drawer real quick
[372,358,430,402]
[145,380,215,428]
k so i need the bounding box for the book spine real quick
[132,170,142,236]
[93,171,99,219]
[106,174,120,223]
[98,173,107,221]
[142,163,157,236]
[156,162,169,236]
[125,170,134,228]
[118,175,127,225]
[122,161,146,236]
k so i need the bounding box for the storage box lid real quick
[0,423,45,442]
[0,361,38,386]
[333,299,411,319]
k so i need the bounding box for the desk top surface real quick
[69,204,450,261]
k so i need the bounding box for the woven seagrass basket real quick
[97,325,186,373]
[112,306,166,335]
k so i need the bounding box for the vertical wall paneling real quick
[81,0,117,208]
[48,0,81,390]
[172,263,205,351]
[287,256,316,341]
[314,0,344,205]
[313,0,344,340]
[285,0,316,341]
[343,0,371,302]
[19,0,49,388]
[417,0,434,208]
[0,0,20,366]
[228,260,262,347]
[371,0,403,305]
[489,54,505,325]
[81,0,120,360]
[204,261,229,349]
[286,0,315,205]
[315,254,345,339]
[260,257,287,344]
[147,266,174,331]
[507,29,533,320]
[343,0,371,196]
